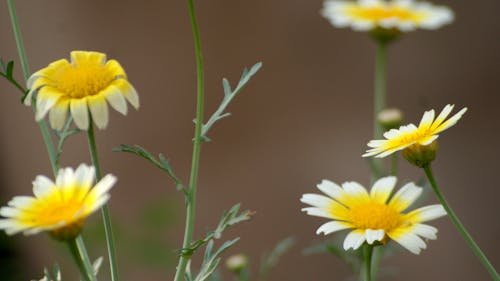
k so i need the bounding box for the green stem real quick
[75,236,98,281]
[371,40,388,180]
[390,153,398,176]
[423,165,499,281]
[362,244,373,281]
[67,238,97,281]
[373,40,387,139]
[6,0,29,80]
[173,0,205,280]
[87,121,119,281]
[7,0,58,176]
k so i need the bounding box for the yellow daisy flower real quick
[0,164,116,240]
[322,0,454,32]
[363,104,467,158]
[301,176,446,254]
[25,51,139,130]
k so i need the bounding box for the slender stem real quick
[390,154,398,176]
[7,0,58,176]
[373,40,387,139]
[173,0,205,280]
[371,40,388,180]
[362,244,373,281]
[67,238,97,281]
[87,121,119,281]
[75,236,98,281]
[423,165,500,281]
[6,0,29,80]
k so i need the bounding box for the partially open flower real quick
[322,0,454,33]
[0,164,115,240]
[363,104,466,159]
[301,176,446,254]
[26,51,139,130]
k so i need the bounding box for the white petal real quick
[316,179,344,201]
[365,229,385,244]
[370,176,396,203]
[389,182,422,211]
[0,207,21,217]
[105,86,128,115]
[32,175,56,198]
[88,96,109,130]
[391,232,427,254]
[300,194,332,208]
[409,205,446,222]
[316,221,352,235]
[301,207,332,219]
[88,175,116,200]
[413,224,438,240]
[70,99,90,130]
[8,196,36,208]
[343,230,366,250]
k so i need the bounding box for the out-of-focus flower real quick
[301,176,446,254]
[25,51,139,130]
[321,0,453,32]
[363,104,466,158]
[0,164,115,240]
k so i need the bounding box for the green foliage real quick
[181,204,252,257]
[200,62,262,140]
[54,117,81,167]
[113,144,186,193]
[0,58,28,101]
[259,237,295,281]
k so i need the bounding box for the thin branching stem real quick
[423,165,499,281]
[173,0,205,279]
[87,121,119,281]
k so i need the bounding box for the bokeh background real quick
[1,0,499,280]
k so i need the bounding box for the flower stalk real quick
[7,0,58,176]
[67,237,98,281]
[362,244,373,281]
[87,120,119,281]
[173,0,205,280]
[423,165,500,281]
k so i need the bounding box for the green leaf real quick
[260,237,295,279]
[194,238,240,281]
[114,144,186,193]
[201,62,262,138]
[6,61,14,78]
[181,204,252,258]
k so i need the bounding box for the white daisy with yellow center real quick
[0,164,115,239]
[322,0,454,32]
[26,51,139,130]
[301,176,446,254]
[363,104,467,158]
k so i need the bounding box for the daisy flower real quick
[25,51,139,130]
[0,164,116,240]
[363,104,467,158]
[301,176,446,254]
[321,0,454,32]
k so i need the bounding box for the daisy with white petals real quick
[0,164,116,240]
[363,104,467,158]
[301,176,446,254]
[321,0,454,32]
[25,51,139,130]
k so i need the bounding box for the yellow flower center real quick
[347,6,425,22]
[36,198,84,226]
[55,63,114,99]
[348,201,403,231]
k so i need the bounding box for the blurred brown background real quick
[0,0,499,280]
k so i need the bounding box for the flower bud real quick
[402,141,438,168]
[378,108,403,131]
[225,254,248,272]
